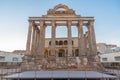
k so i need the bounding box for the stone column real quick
[51,21,56,56]
[36,29,40,54]
[34,27,39,55]
[31,25,36,55]
[87,24,91,57]
[67,20,72,56]
[38,20,45,56]
[87,20,97,56]
[43,24,46,56]
[84,32,89,55]
[78,20,85,56]
[86,20,97,65]
[26,20,33,54]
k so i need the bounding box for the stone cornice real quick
[29,17,94,21]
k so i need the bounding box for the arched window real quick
[75,49,79,57]
[49,41,51,45]
[59,41,63,45]
[64,40,68,45]
[58,49,65,57]
[58,53,63,57]
[44,49,48,57]
[72,40,74,45]
[56,8,66,11]
[56,41,59,45]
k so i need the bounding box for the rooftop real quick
[4,71,116,79]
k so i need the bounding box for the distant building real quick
[97,43,117,54]
[0,51,22,66]
[99,52,120,69]
[12,50,26,55]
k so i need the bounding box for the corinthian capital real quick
[52,20,56,27]
[39,20,45,27]
[67,20,72,26]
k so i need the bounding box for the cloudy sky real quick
[0,0,120,52]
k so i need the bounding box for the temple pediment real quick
[47,4,77,16]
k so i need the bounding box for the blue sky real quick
[0,0,120,52]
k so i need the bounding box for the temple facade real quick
[24,4,101,71]
[3,4,117,80]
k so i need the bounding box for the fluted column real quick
[84,32,89,55]
[31,26,36,55]
[36,29,40,54]
[67,20,72,56]
[38,20,45,56]
[26,20,33,54]
[51,21,56,56]
[34,28,39,54]
[78,20,85,56]
[87,20,97,56]
[43,24,46,55]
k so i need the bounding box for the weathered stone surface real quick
[24,4,103,71]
